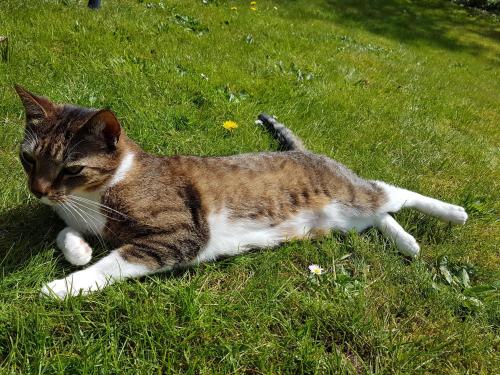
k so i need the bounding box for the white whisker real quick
[68,195,130,219]
[68,198,122,240]
[68,197,124,222]
[66,200,107,250]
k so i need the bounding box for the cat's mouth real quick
[40,196,58,206]
[39,195,66,207]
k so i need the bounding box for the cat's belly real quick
[194,203,374,263]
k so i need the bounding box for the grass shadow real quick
[295,0,499,61]
[0,203,60,274]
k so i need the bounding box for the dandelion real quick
[308,264,324,275]
[223,120,238,131]
[250,6,257,11]
[231,6,237,10]
[250,1,257,5]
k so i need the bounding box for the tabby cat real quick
[14,85,468,299]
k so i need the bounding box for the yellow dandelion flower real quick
[250,1,257,5]
[231,6,237,10]
[223,120,238,130]
[250,6,257,11]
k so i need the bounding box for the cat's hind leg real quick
[374,214,420,257]
[56,227,92,266]
[376,182,468,225]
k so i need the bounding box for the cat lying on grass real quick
[14,85,468,299]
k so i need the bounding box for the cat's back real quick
[161,150,384,220]
[107,150,384,212]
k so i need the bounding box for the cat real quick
[14,85,468,299]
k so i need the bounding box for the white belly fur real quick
[195,202,375,263]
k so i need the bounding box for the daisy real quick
[308,264,324,275]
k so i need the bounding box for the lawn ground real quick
[0,0,499,373]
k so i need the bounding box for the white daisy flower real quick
[308,264,324,275]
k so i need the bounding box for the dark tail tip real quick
[257,113,277,131]
[257,113,272,122]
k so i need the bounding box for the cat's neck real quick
[108,134,140,188]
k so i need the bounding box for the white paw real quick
[41,271,106,299]
[440,204,468,225]
[397,235,420,258]
[57,228,92,266]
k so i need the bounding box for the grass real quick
[0,0,498,373]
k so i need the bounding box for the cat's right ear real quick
[14,84,55,122]
[82,109,122,150]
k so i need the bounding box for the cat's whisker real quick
[23,132,36,146]
[67,202,126,242]
[70,201,128,220]
[68,194,125,213]
[68,195,130,219]
[73,204,108,251]
[67,197,124,222]
[66,200,108,250]
[24,127,38,145]
[59,202,95,246]
[59,202,76,223]
[65,198,120,242]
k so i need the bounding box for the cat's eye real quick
[21,152,35,165]
[62,165,84,176]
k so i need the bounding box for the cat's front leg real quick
[41,246,164,299]
[56,227,92,266]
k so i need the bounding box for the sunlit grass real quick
[0,0,498,373]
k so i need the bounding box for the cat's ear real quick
[14,84,56,122]
[83,109,121,150]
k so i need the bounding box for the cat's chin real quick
[40,196,57,206]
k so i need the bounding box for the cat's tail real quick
[257,113,306,151]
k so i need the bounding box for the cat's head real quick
[15,85,124,205]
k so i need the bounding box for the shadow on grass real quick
[0,203,60,274]
[298,0,498,60]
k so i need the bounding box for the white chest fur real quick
[54,191,107,235]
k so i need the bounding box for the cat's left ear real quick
[83,109,121,150]
[14,84,56,122]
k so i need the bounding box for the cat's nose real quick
[30,178,51,199]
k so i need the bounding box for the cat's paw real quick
[397,235,420,258]
[444,204,468,225]
[41,278,74,299]
[41,271,106,299]
[57,228,92,266]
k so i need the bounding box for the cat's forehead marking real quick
[49,141,65,161]
[28,135,66,162]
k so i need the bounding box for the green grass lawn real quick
[0,0,499,373]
